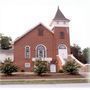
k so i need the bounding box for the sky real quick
[0,0,90,49]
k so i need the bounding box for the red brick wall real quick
[53,27,71,55]
[14,24,55,71]
[14,24,71,72]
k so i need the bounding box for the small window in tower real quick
[60,32,65,39]
[38,28,44,36]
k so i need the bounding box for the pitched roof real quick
[53,7,70,21]
[14,23,53,43]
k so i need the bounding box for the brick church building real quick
[14,7,71,72]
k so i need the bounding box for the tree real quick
[0,33,3,44]
[34,60,48,76]
[83,48,90,64]
[71,44,81,60]
[0,58,18,75]
[0,36,12,49]
[71,44,85,64]
[63,60,80,75]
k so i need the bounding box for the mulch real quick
[0,73,85,79]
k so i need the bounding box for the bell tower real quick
[50,6,70,59]
[50,6,70,27]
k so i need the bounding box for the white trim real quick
[35,44,47,58]
[58,44,67,49]
[32,57,52,63]
[50,64,56,72]
[58,44,68,59]
[50,20,69,28]
[68,54,85,67]
[25,45,30,59]
[35,44,47,50]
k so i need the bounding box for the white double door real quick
[58,48,67,59]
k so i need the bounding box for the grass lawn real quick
[0,78,88,84]
[0,72,88,84]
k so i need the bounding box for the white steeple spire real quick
[50,7,70,27]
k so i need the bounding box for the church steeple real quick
[50,6,70,27]
[53,6,69,21]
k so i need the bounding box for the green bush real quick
[34,60,48,76]
[63,60,80,75]
[0,58,18,75]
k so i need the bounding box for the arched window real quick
[58,44,66,49]
[36,44,47,58]
[25,46,30,59]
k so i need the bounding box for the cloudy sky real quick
[0,0,90,49]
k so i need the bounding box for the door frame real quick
[58,44,68,59]
[50,64,56,72]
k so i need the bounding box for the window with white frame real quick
[58,44,68,59]
[25,46,30,59]
[59,44,66,49]
[36,44,47,58]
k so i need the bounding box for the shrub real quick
[63,60,80,75]
[0,58,18,75]
[34,60,48,76]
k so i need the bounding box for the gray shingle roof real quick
[53,7,70,21]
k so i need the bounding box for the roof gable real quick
[14,23,53,43]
